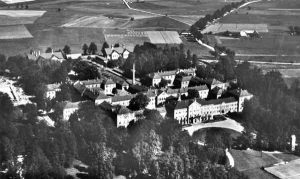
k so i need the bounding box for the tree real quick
[128,93,150,111]
[101,42,109,56]
[0,54,6,71]
[0,92,14,116]
[56,83,72,102]
[63,45,71,55]
[82,44,88,55]
[187,89,199,99]
[88,42,98,55]
[158,78,169,88]
[45,47,52,53]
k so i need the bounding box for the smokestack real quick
[132,62,136,85]
[51,49,54,54]
[38,51,41,56]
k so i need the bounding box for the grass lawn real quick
[230,149,300,179]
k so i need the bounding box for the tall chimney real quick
[51,48,54,54]
[132,62,136,85]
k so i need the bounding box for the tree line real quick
[190,0,246,39]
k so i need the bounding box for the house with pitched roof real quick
[229,89,253,112]
[62,101,81,121]
[144,90,156,109]
[37,50,65,63]
[156,90,170,106]
[45,83,61,99]
[104,46,134,60]
[179,76,192,88]
[102,79,116,95]
[149,70,177,87]
[80,79,103,93]
[111,94,135,107]
[95,92,112,106]
[201,78,227,90]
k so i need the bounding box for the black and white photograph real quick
[0,0,300,178]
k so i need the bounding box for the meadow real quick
[230,149,299,179]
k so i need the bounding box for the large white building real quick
[174,97,239,125]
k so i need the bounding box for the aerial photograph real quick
[0,0,300,178]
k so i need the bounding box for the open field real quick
[62,15,129,29]
[0,10,46,25]
[207,33,300,58]
[127,16,190,30]
[1,0,34,4]
[0,25,33,39]
[230,149,300,179]
[130,0,240,16]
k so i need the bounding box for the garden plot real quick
[0,25,33,39]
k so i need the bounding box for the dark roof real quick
[96,92,111,100]
[175,100,192,110]
[229,89,252,97]
[196,97,236,105]
[81,79,102,86]
[180,76,192,82]
[103,79,116,85]
[201,78,223,85]
[175,97,237,110]
[188,85,209,91]
[112,94,135,102]
[150,70,177,79]
[39,52,64,60]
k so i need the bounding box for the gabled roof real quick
[81,79,102,86]
[229,89,253,97]
[166,88,179,94]
[46,83,60,91]
[144,90,156,97]
[64,101,81,109]
[112,94,135,102]
[39,52,64,60]
[180,76,192,82]
[196,97,236,105]
[175,100,191,110]
[150,70,177,79]
[188,85,209,91]
[103,79,116,85]
[105,46,133,55]
[96,92,111,100]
